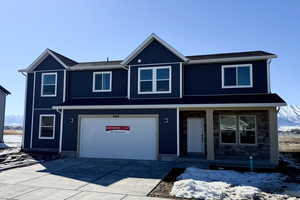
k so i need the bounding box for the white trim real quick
[238,115,257,145]
[53,103,286,110]
[41,72,57,97]
[219,115,238,145]
[176,107,180,156]
[179,62,183,98]
[127,66,131,99]
[121,33,188,65]
[21,74,28,149]
[188,55,277,64]
[18,49,68,73]
[59,110,64,152]
[92,71,112,92]
[138,66,172,94]
[267,59,271,93]
[38,114,55,139]
[63,70,66,101]
[221,64,253,88]
[30,72,36,149]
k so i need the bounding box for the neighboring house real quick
[0,85,10,143]
[19,33,286,167]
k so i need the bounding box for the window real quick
[138,66,171,94]
[41,73,57,97]
[239,116,256,144]
[220,115,237,144]
[222,64,252,88]
[93,72,112,92]
[39,115,55,139]
[220,115,256,145]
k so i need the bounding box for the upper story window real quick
[39,114,55,139]
[93,71,112,92]
[138,66,171,94]
[41,73,57,97]
[222,64,253,88]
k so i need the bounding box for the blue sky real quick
[0,0,299,115]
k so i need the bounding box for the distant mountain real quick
[278,105,300,131]
[5,115,23,126]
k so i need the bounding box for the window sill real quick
[222,85,253,89]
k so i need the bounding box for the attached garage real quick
[78,115,158,160]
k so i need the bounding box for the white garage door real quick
[79,116,157,160]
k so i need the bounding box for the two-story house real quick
[19,33,286,167]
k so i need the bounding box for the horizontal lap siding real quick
[62,109,177,155]
[184,60,268,95]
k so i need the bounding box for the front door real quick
[187,118,204,153]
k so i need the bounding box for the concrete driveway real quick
[0,158,174,200]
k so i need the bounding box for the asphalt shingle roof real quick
[57,93,285,107]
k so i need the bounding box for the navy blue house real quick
[19,33,286,166]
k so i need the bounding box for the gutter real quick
[53,103,287,110]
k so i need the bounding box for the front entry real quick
[187,118,205,153]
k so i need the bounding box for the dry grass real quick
[279,135,300,152]
[3,130,23,135]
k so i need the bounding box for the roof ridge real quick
[47,49,78,66]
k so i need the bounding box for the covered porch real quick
[176,107,279,167]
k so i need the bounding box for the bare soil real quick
[148,168,193,200]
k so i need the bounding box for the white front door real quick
[187,118,205,153]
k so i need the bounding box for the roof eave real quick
[187,55,277,64]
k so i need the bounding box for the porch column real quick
[269,107,279,165]
[206,109,215,160]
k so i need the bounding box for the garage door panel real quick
[79,117,157,160]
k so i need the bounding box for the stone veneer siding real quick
[213,110,270,160]
[180,111,206,156]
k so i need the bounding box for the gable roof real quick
[0,85,11,95]
[18,49,77,73]
[121,33,189,65]
[48,49,78,66]
[18,35,278,73]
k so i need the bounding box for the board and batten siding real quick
[23,55,65,151]
[68,69,128,99]
[184,60,268,95]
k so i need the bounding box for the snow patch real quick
[170,167,297,199]
[177,167,285,192]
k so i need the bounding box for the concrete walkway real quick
[0,158,178,200]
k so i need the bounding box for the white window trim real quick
[238,115,257,145]
[219,115,238,145]
[41,72,57,97]
[221,64,253,88]
[138,66,172,94]
[39,114,55,139]
[93,71,112,92]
